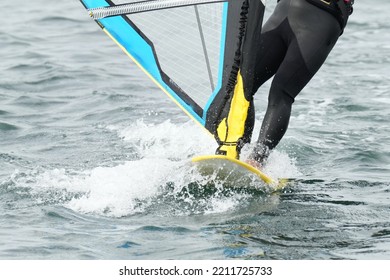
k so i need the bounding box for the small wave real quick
[0,32,32,47]
[372,230,390,238]
[38,16,84,24]
[0,122,19,131]
[24,75,73,86]
[7,63,54,72]
[0,153,23,163]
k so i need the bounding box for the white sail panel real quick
[127,3,225,108]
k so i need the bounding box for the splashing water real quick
[3,120,300,218]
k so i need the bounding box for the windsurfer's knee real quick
[268,83,295,108]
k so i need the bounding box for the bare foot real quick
[245,159,263,170]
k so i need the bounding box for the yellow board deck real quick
[192,155,287,191]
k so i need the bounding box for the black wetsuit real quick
[248,0,353,163]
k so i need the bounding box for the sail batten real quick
[88,0,226,19]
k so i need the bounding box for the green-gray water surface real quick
[1,0,389,259]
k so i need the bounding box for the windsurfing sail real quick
[80,0,266,159]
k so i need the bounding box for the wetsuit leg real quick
[249,0,341,163]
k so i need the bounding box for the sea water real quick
[1,0,389,260]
